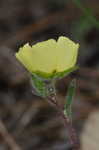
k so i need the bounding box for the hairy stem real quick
[47,93,80,150]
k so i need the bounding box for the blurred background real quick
[0,0,99,149]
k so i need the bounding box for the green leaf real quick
[64,79,76,119]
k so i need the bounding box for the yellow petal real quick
[56,36,79,72]
[31,39,57,73]
[16,40,57,74]
[15,36,79,78]
[16,43,35,73]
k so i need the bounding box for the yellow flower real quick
[16,36,79,78]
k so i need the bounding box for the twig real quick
[0,120,22,150]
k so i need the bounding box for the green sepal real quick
[54,66,78,79]
[31,67,78,98]
[32,65,79,80]
[31,74,56,98]
[31,74,46,97]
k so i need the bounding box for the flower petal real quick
[56,36,79,72]
[30,39,57,73]
[16,43,35,73]
[16,36,79,78]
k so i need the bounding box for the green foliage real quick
[73,16,93,40]
[73,0,99,29]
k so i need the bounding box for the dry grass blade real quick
[0,120,22,150]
